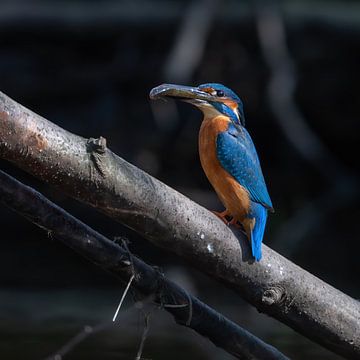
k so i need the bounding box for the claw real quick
[230,218,247,236]
[229,217,242,228]
[212,210,231,225]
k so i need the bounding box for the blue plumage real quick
[199,83,246,125]
[211,102,242,125]
[216,122,273,260]
[216,122,273,210]
[149,82,273,261]
[248,202,268,261]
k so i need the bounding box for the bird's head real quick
[150,83,245,126]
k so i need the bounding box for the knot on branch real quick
[115,236,140,280]
[87,136,107,154]
[87,136,107,177]
[262,285,285,306]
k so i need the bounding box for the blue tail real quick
[249,202,268,261]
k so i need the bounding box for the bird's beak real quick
[149,84,218,104]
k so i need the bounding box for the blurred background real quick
[0,0,359,359]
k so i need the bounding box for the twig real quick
[113,274,135,322]
[135,313,151,360]
[44,322,111,360]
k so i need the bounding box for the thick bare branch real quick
[0,91,359,359]
[0,169,288,360]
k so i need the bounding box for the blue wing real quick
[216,124,273,210]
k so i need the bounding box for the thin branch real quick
[135,313,151,360]
[113,274,135,322]
[44,307,136,360]
[44,322,111,360]
[0,91,359,359]
[0,169,288,360]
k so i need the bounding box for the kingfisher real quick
[150,83,273,261]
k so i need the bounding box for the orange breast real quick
[199,116,250,221]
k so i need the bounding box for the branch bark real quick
[0,169,287,360]
[0,91,359,359]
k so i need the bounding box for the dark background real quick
[0,0,359,359]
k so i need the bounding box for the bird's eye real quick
[216,90,225,97]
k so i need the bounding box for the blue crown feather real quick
[199,83,245,126]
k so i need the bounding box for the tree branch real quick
[0,169,287,360]
[0,91,359,359]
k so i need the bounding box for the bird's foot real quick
[229,217,244,229]
[212,211,246,234]
[212,210,232,225]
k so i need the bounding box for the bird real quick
[150,83,273,261]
